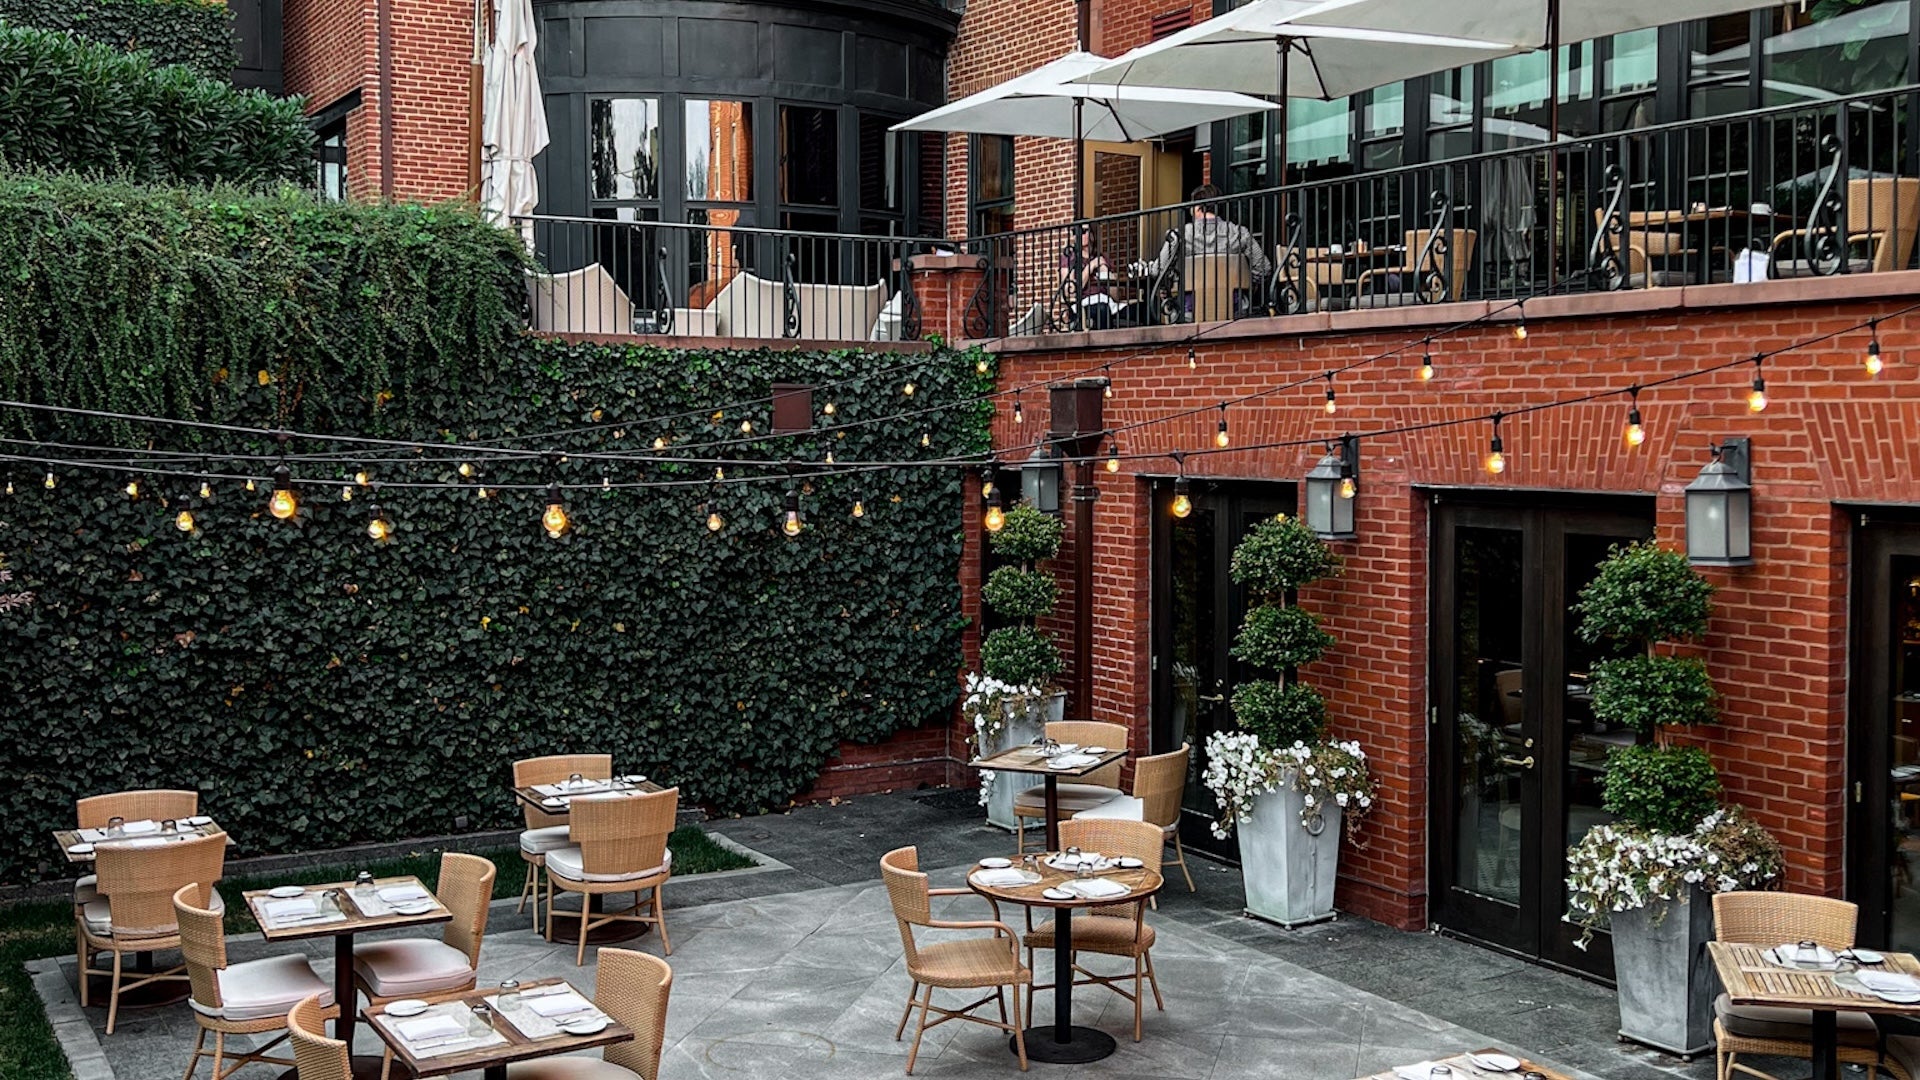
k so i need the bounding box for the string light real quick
[823,401,836,417]
[355,470,371,487]
[1747,357,1768,413]
[714,466,726,481]
[903,381,916,397]
[1012,394,1024,425]
[542,483,570,538]
[782,490,804,537]
[1866,324,1884,376]
[920,431,931,448]
[3,479,11,496]
[1214,404,1231,448]
[1170,452,1192,518]
[739,419,753,434]
[1103,367,1114,399]
[707,508,725,531]
[653,435,669,450]
[1418,339,1435,382]
[43,470,55,490]
[245,477,257,492]
[1339,471,1357,500]
[1187,346,1197,371]
[824,449,834,464]
[1105,441,1120,473]
[983,482,1005,532]
[340,485,354,502]
[1323,373,1337,415]
[1623,386,1646,448]
[269,464,298,519]
[851,497,866,518]
[976,357,990,375]
[704,483,725,533]
[174,506,195,533]
[1484,414,1507,475]
[124,477,142,500]
[458,462,475,478]
[367,502,393,543]
[1511,300,1528,341]
[199,479,213,500]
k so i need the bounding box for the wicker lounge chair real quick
[1013,721,1129,854]
[79,830,226,1033]
[504,949,673,1079]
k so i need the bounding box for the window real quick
[1688,12,1759,118]
[1225,111,1270,192]
[589,97,661,201]
[780,104,838,208]
[315,119,346,202]
[971,134,1015,235]
[1764,0,1910,103]
[685,99,752,203]
[1428,66,1476,160]
[1488,43,1594,145]
[1601,29,1658,131]
[1288,96,1352,172]
[859,113,899,214]
[1359,83,1404,170]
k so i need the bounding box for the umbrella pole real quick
[1074,96,1086,221]
[1544,1,1560,291]
[468,0,486,201]
[1275,38,1290,225]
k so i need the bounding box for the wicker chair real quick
[880,846,1028,1074]
[1012,721,1129,855]
[1023,819,1165,1041]
[1711,892,1895,1080]
[504,949,672,1080]
[1074,744,1196,895]
[78,830,226,1033]
[286,993,351,1080]
[546,787,678,965]
[513,754,614,928]
[175,882,336,1080]
[352,852,495,1003]
[73,790,202,907]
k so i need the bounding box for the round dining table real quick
[967,854,1162,1064]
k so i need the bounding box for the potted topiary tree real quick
[965,503,1068,829]
[1201,514,1374,926]
[1564,543,1783,1057]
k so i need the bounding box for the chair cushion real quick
[1024,913,1154,956]
[84,890,223,937]
[1713,993,1879,1045]
[519,825,573,855]
[1012,784,1123,817]
[192,954,335,1022]
[351,939,476,998]
[909,936,1030,989]
[506,1059,642,1080]
[73,875,98,907]
[1073,795,1145,822]
[1887,1034,1920,1079]
[546,846,672,884]
[1771,257,1876,278]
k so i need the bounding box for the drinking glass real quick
[497,980,521,1012]
[467,1003,495,1038]
[161,819,177,834]
[1429,1066,1453,1080]
[106,816,125,839]
[353,870,377,910]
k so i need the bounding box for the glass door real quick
[1429,496,1651,978]
[1848,515,1920,952]
[1152,480,1295,861]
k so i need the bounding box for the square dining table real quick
[966,745,1127,850]
[364,977,632,1080]
[508,776,665,946]
[53,817,227,863]
[1708,941,1920,1080]
[244,875,452,1080]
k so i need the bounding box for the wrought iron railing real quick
[964,84,1920,337]
[516,215,933,343]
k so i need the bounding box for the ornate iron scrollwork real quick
[1587,163,1630,291]
[780,252,802,338]
[1271,212,1307,315]
[1805,133,1848,277]
[963,252,997,340]
[1413,191,1455,303]
[1147,228,1182,326]
[652,245,675,334]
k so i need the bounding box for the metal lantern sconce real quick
[1303,435,1359,540]
[1685,437,1753,567]
[1021,444,1062,514]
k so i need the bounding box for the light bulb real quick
[478,487,493,500]
[199,481,213,499]
[1485,438,1507,475]
[1867,337,1884,376]
[542,483,570,538]
[1339,476,1357,500]
[1171,493,1192,518]
[341,485,354,501]
[43,471,55,489]
[852,500,866,518]
[1104,382,1114,400]
[175,510,195,533]
[1747,376,1768,413]
[714,466,726,481]
[1418,360,1434,381]
[245,478,256,492]
[739,420,753,434]
[783,510,803,537]
[976,358,990,375]
[355,471,370,486]
[1512,324,1528,341]
[125,479,141,499]
[824,449,834,464]
[367,510,392,542]
[984,505,1006,532]
[823,402,836,416]
[1105,450,1120,473]
[1624,408,1646,447]
[1013,399,1024,424]
[706,510,725,532]
[654,436,668,450]
[458,462,475,478]
[903,381,916,397]
[1187,347,1197,371]
[921,432,931,448]
[3,481,11,496]
[1324,391,1337,415]
[269,465,297,519]
[1214,422,1230,448]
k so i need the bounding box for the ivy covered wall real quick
[0,176,991,884]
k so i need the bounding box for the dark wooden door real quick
[1848,511,1920,953]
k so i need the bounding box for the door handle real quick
[1198,694,1226,703]
[1498,755,1536,770]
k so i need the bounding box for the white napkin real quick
[261,898,323,923]
[1394,1063,1446,1080]
[971,868,1029,887]
[1065,878,1130,899]
[1858,971,1920,994]
[76,828,107,842]
[121,837,170,848]
[395,1014,466,1042]
[526,992,596,1018]
[378,884,433,905]
[120,820,160,835]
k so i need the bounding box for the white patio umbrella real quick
[892,51,1272,216]
[480,0,550,243]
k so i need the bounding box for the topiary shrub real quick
[981,566,1056,622]
[1230,603,1334,671]
[1588,654,1718,736]
[1601,744,1723,834]
[0,24,310,188]
[1575,542,1713,648]
[978,503,1063,689]
[1230,680,1327,749]
[1230,513,1341,600]
[0,0,236,78]
[980,625,1064,690]
[988,503,1063,564]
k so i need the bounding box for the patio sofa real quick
[669,272,891,340]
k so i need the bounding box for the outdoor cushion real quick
[191,954,334,1022]
[1073,795,1145,822]
[545,845,672,884]
[1713,993,1878,1044]
[352,938,476,998]
[1770,257,1876,278]
[83,890,222,937]
[1013,783,1122,817]
[1024,913,1154,955]
[519,825,573,855]
[73,874,98,906]
[505,1059,642,1080]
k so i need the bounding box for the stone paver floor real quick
[32,789,1829,1080]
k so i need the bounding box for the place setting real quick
[486,980,615,1039]
[255,888,350,931]
[372,998,511,1059]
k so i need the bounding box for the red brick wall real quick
[283,0,474,203]
[979,274,1920,929]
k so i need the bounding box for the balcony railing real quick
[966,84,1920,339]
[517,215,932,343]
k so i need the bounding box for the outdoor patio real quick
[32,790,1731,1080]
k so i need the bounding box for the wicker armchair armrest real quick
[927,887,974,897]
[926,918,1017,940]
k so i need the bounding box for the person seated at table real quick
[1058,231,1125,330]
[1131,184,1272,317]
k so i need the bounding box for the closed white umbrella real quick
[480,0,549,242]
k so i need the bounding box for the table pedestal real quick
[273,933,386,1079]
[545,892,651,945]
[1010,901,1117,1064]
[1809,1011,1837,1080]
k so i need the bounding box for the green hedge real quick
[0,0,234,77]
[0,25,309,188]
[0,176,992,884]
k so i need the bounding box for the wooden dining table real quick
[509,776,665,946]
[364,977,632,1080]
[53,818,226,863]
[1707,941,1920,1080]
[966,745,1128,851]
[967,853,1162,1065]
[244,875,452,1080]
[1357,1048,1568,1080]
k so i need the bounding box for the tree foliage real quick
[1230,603,1333,672]
[1574,542,1713,647]
[1589,655,1719,736]
[1229,513,1341,600]
[1601,745,1723,834]
[0,0,236,77]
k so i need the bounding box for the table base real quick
[274,1053,388,1080]
[1013,1026,1117,1064]
[545,918,650,946]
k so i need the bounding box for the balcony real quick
[965,84,1920,342]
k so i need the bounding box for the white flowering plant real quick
[962,671,1045,806]
[1564,805,1783,947]
[1202,730,1374,841]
